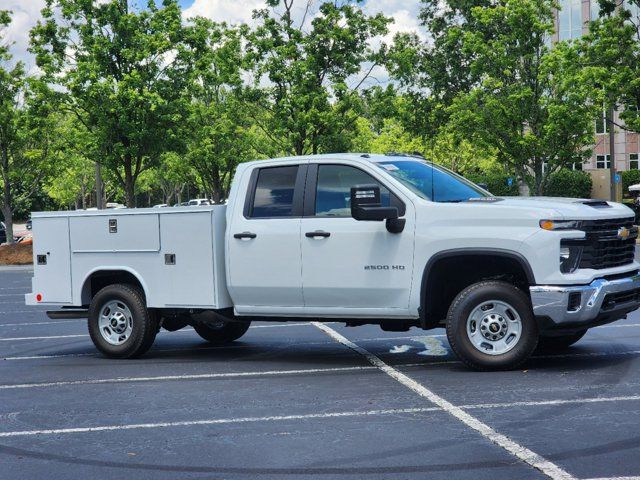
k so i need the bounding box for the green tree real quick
[44,115,99,209]
[1,10,55,243]
[387,0,598,194]
[185,19,258,202]
[581,0,640,134]
[247,0,390,156]
[30,0,192,207]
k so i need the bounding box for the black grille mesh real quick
[578,217,637,270]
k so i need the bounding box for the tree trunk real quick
[123,157,136,208]
[1,204,13,245]
[1,171,14,245]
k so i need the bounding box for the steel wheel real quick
[466,300,522,356]
[98,300,133,345]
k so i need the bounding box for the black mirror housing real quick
[350,185,403,234]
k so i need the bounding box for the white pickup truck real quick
[26,153,640,370]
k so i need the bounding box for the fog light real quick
[568,292,582,311]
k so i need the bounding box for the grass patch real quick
[0,243,33,265]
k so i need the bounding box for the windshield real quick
[377,160,489,202]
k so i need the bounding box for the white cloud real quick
[363,0,425,43]
[1,0,46,73]
[182,0,265,24]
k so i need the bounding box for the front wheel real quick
[446,281,538,371]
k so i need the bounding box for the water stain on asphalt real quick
[389,336,448,356]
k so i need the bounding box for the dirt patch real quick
[0,243,33,265]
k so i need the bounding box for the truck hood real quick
[489,196,634,220]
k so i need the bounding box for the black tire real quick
[193,318,251,344]
[446,280,538,371]
[88,284,158,359]
[537,330,587,351]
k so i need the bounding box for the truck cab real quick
[26,153,640,370]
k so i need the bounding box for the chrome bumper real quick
[530,273,640,326]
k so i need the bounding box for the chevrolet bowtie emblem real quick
[617,226,630,240]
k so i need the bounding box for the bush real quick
[544,169,592,199]
[622,170,640,198]
[465,173,519,196]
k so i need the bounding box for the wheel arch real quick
[80,267,149,306]
[420,248,536,329]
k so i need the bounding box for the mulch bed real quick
[0,243,33,265]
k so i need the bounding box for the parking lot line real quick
[0,407,441,438]
[4,342,640,362]
[0,321,314,331]
[312,322,575,480]
[582,477,640,480]
[0,319,81,327]
[0,365,383,389]
[0,334,88,341]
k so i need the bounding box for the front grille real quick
[578,217,637,270]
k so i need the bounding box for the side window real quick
[250,165,299,218]
[315,165,399,217]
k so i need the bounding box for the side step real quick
[46,309,89,319]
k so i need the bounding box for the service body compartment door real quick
[69,214,160,253]
[31,217,72,304]
[159,211,217,307]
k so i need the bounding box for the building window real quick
[631,153,639,170]
[595,107,608,134]
[596,154,611,169]
[559,0,583,40]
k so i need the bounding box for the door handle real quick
[305,230,331,238]
[234,232,257,239]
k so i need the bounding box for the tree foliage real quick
[30,0,193,207]
[1,10,56,242]
[247,0,390,156]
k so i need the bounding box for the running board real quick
[46,309,89,319]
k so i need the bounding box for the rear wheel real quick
[192,313,250,344]
[88,284,158,358]
[446,281,538,371]
[537,330,587,351]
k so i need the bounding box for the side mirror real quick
[477,183,489,191]
[350,185,405,233]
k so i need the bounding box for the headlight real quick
[559,242,582,273]
[540,219,582,231]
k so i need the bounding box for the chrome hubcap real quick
[466,300,522,355]
[98,300,133,345]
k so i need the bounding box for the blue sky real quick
[3,0,422,73]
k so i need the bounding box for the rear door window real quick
[250,166,299,218]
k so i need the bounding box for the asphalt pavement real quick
[1,267,640,480]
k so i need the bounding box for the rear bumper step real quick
[46,309,89,319]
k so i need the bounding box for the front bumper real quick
[530,273,640,329]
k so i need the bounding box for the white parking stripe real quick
[2,394,640,439]
[4,341,640,362]
[0,334,88,341]
[583,477,640,480]
[0,321,313,331]
[313,322,575,480]
[0,320,81,327]
[0,407,441,438]
[0,365,383,389]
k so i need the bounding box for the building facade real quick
[553,0,640,172]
